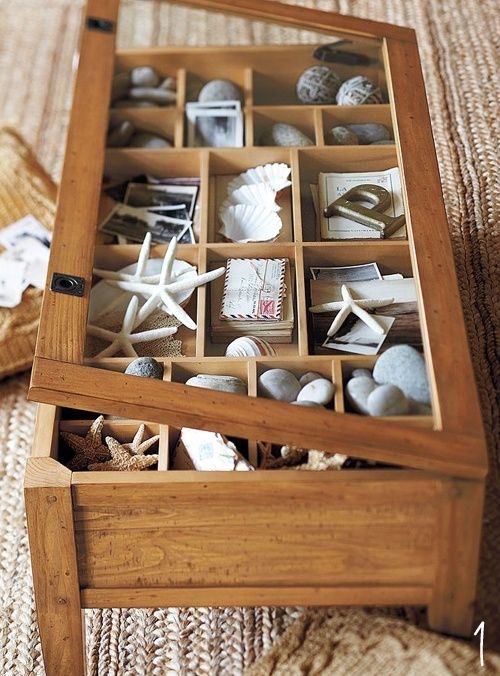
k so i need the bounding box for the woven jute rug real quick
[0,0,499,674]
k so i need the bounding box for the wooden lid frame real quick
[28,0,487,479]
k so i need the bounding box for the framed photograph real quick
[186,101,244,148]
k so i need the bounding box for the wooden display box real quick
[24,1,487,674]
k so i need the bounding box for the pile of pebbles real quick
[258,368,335,407]
[328,123,393,146]
[345,345,432,417]
[107,118,172,149]
[111,66,177,108]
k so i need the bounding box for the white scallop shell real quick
[228,183,279,211]
[218,204,282,243]
[227,162,292,194]
[225,336,277,357]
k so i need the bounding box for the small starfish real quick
[88,436,159,471]
[309,284,393,339]
[87,295,178,358]
[104,237,225,330]
[61,416,111,471]
[122,424,160,455]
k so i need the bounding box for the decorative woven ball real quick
[296,66,341,104]
[336,76,384,105]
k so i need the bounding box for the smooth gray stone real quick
[113,99,156,108]
[258,369,301,402]
[299,371,322,387]
[329,125,359,145]
[260,123,314,147]
[371,140,395,145]
[373,345,430,404]
[367,384,409,416]
[198,79,243,103]
[129,87,177,105]
[408,399,433,416]
[125,357,163,379]
[351,368,372,379]
[107,120,135,148]
[345,123,391,144]
[186,374,247,395]
[111,72,131,103]
[160,76,177,91]
[297,378,334,405]
[128,132,172,149]
[296,65,341,104]
[291,400,323,407]
[130,66,160,88]
[345,376,377,415]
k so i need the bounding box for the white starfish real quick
[92,233,162,320]
[104,237,225,330]
[309,284,394,338]
[87,295,178,358]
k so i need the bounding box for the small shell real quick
[225,336,277,358]
[227,162,291,194]
[228,183,279,211]
[218,204,282,243]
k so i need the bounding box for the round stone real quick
[329,126,359,145]
[297,378,334,405]
[345,123,391,144]
[373,345,430,404]
[296,65,341,104]
[351,368,372,379]
[125,357,163,379]
[291,400,322,407]
[107,120,135,148]
[128,132,171,149]
[160,76,177,91]
[260,123,314,147]
[111,72,130,103]
[129,87,177,105]
[408,399,433,416]
[113,99,156,108]
[130,66,160,88]
[198,79,243,103]
[299,371,323,387]
[186,374,247,395]
[345,376,377,415]
[258,369,301,402]
[336,76,384,105]
[367,384,410,416]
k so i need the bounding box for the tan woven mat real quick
[0,127,56,379]
[0,0,499,674]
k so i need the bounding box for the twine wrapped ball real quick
[296,66,341,104]
[336,76,384,105]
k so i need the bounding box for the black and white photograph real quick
[100,202,192,244]
[186,101,244,148]
[124,182,198,221]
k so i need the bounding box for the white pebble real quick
[297,378,334,405]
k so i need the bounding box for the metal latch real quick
[86,16,115,33]
[50,273,85,297]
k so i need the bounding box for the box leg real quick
[427,478,485,637]
[25,458,86,676]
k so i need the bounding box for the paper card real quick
[0,256,27,308]
[219,258,286,321]
[319,168,406,240]
[0,215,51,251]
[174,428,253,471]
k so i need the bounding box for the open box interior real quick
[46,38,441,474]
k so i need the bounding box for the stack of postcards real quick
[210,257,294,343]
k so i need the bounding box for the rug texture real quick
[0,0,499,674]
